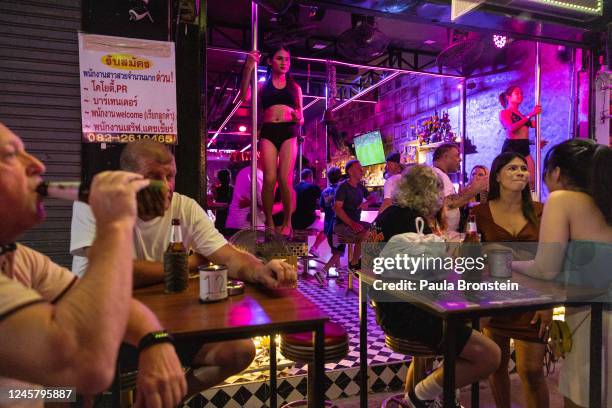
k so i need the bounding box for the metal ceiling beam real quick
[331,71,402,112]
[207,101,242,147]
[300,0,607,48]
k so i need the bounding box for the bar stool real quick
[280,321,349,408]
[322,233,357,291]
[380,334,439,408]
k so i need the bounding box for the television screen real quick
[353,131,386,166]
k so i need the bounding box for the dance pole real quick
[324,85,329,182]
[535,42,542,200]
[298,128,303,181]
[250,2,258,229]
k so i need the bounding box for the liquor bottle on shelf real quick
[163,218,189,293]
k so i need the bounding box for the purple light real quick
[238,125,247,132]
[457,83,463,90]
[258,76,266,82]
[493,35,507,49]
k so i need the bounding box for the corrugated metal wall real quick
[0,0,82,267]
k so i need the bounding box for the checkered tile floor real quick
[185,276,411,407]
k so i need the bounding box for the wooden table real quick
[356,270,606,408]
[116,280,329,408]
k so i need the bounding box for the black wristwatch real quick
[137,330,174,353]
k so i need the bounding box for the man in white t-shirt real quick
[70,140,297,395]
[225,162,264,231]
[379,152,405,214]
[432,143,488,232]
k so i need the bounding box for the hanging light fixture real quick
[493,34,508,49]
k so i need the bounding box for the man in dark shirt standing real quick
[333,160,374,270]
[292,169,322,230]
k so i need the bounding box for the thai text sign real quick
[79,33,177,144]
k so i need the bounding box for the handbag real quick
[549,319,573,360]
[378,217,447,280]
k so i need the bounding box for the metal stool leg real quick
[409,357,432,390]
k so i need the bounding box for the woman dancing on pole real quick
[498,86,543,188]
[239,45,304,236]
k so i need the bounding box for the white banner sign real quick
[451,0,485,21]
[78,33,177,144]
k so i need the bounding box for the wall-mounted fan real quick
[436,30,484,75]
[263,4,318,48]
[337,19,389,62]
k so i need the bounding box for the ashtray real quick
[228,280,245,296]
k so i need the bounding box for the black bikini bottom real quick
[501,138,530,157]
[260,122,298,151]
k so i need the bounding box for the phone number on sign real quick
[84,133,177,144]
[3,388,76,402]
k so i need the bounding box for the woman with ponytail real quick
[513,139,612,408]
[239,45,303,236]
[498,86,543,187]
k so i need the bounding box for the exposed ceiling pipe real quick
[303,98,320,111]
[207,101,242,147]
[331,71,401,112]
[303,94,376,103]
[294,56,462,79]
[207,46,463,79]
[212,87,376,103]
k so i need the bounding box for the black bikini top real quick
[511,111,533,128]
[261,79,298,110]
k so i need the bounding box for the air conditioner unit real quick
[485,0,604,21]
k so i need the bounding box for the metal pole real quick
[534,42,542,200]
[207,47,463,79]
[568,48,577,140]
[324,86,330,176]
[460,78,467,186]
[298,130,303,181]
[331,72,401,112]
[588,49,597,140]
[250,2,258,229]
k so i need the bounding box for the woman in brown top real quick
[472,152,550,408]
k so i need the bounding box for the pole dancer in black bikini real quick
[499,86,545,188]
[239,45,304,236]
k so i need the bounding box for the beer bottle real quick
[460,212,482,276]
[163,218,189,293]
[36,180,167,218]
[464,213,480,243]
